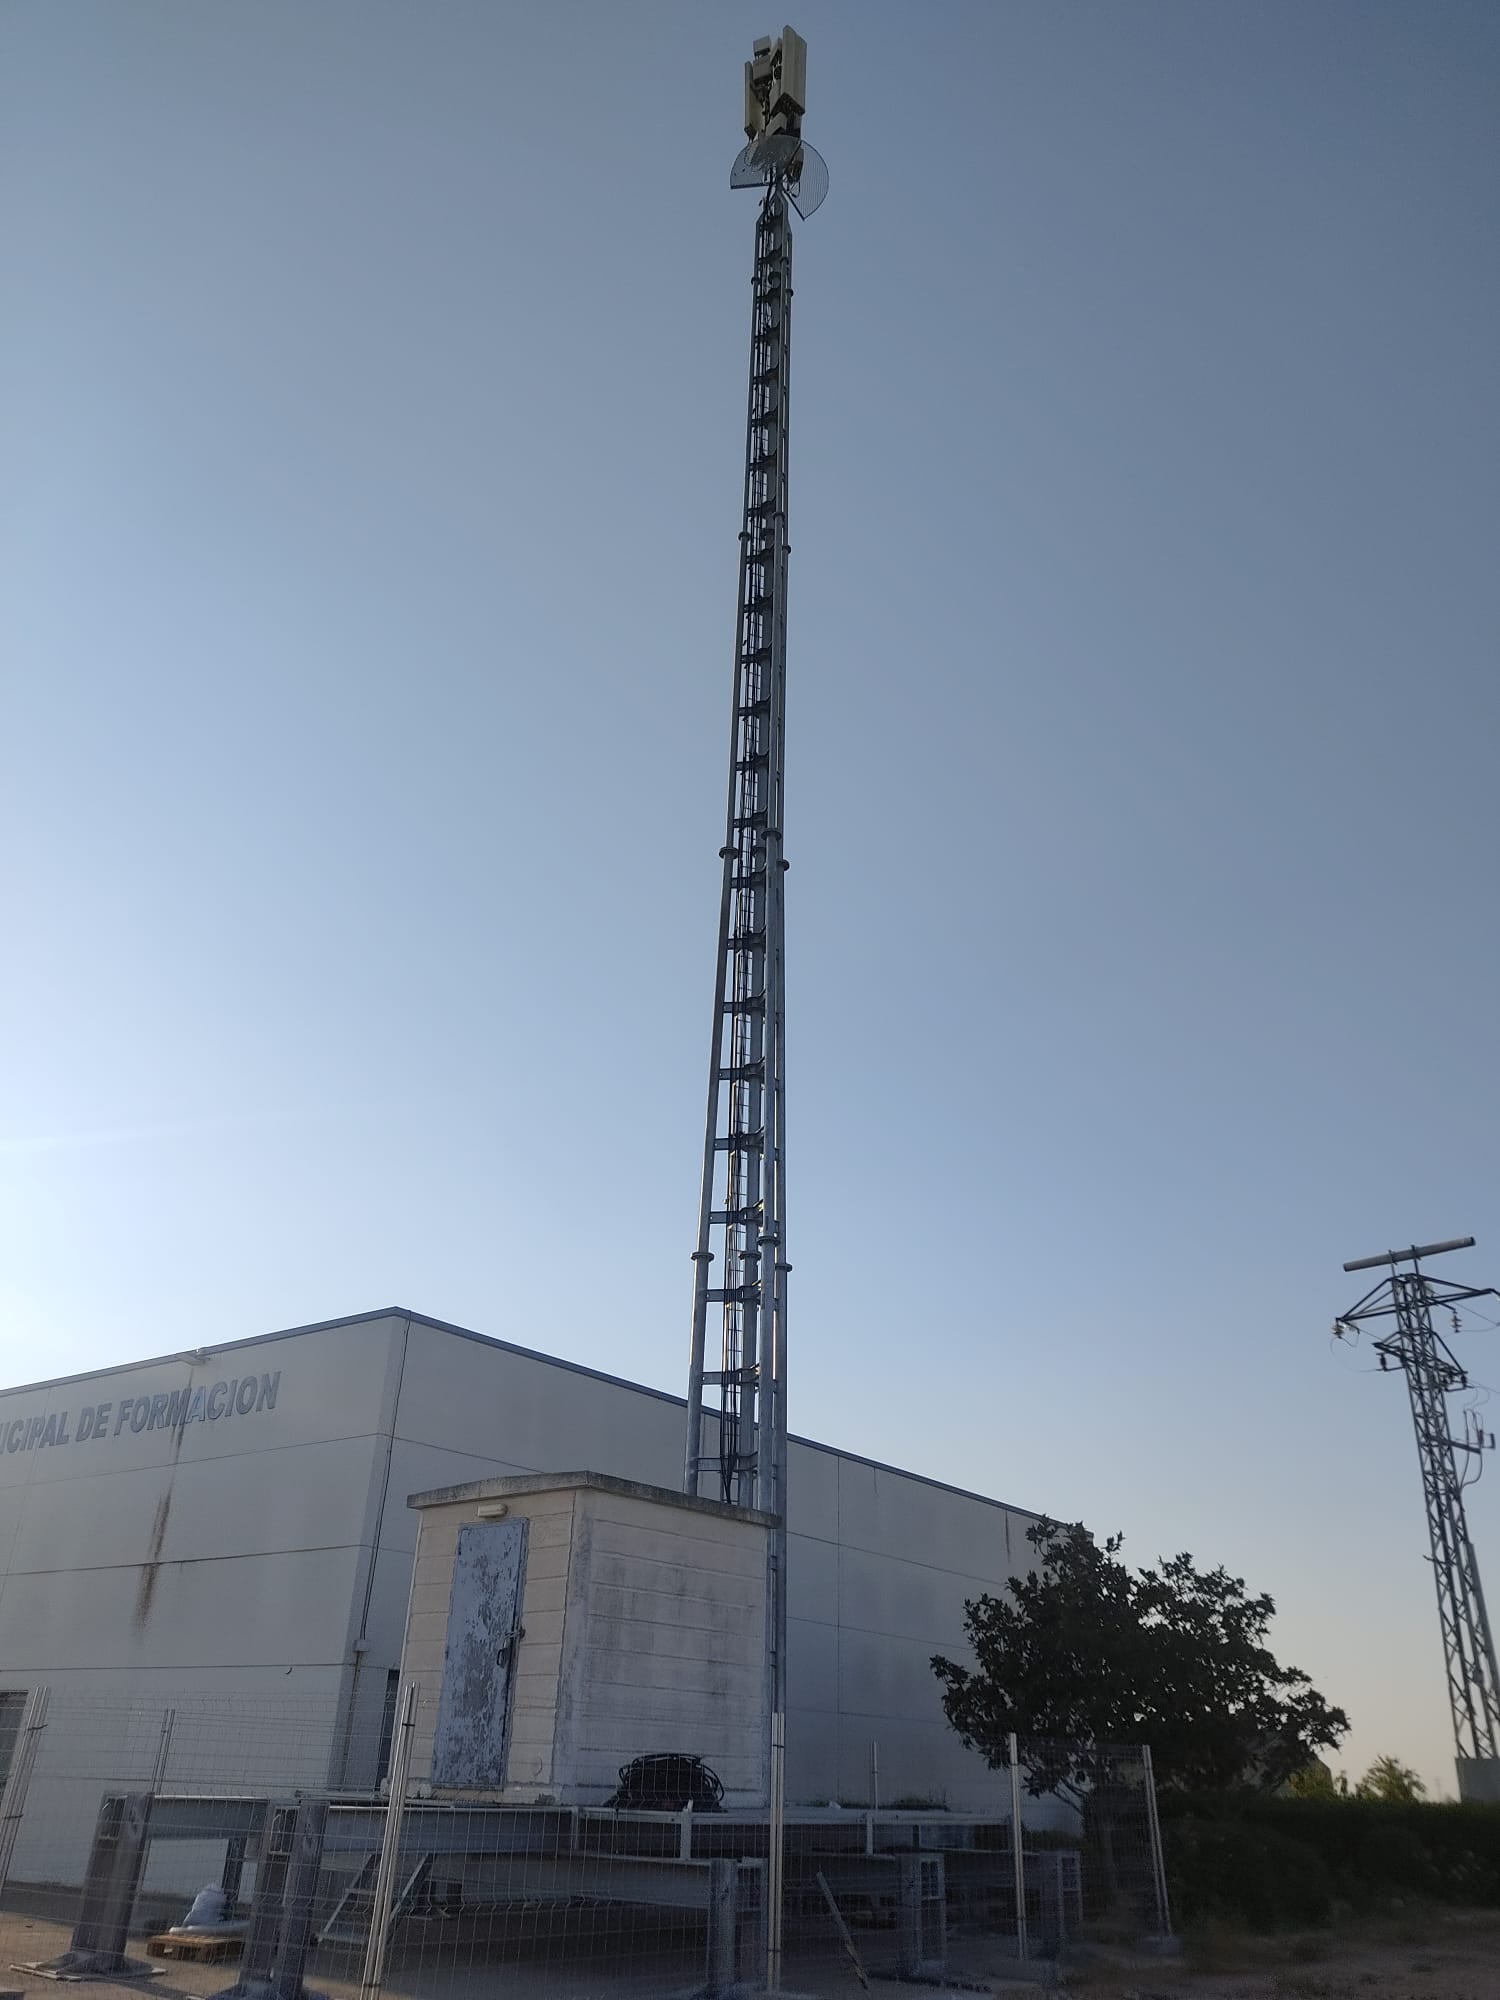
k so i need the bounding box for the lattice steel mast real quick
[683,174,793,1520]
[1337,1237,1500,1794]
[684,30,824,1532]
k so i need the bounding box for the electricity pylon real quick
[1338,1236,1500,1800]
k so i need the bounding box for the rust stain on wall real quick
[134,1386,196,1627]
[134,1493,172,1626]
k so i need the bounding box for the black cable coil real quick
[603,1752,726,1812]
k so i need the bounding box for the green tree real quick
[1287,1759,1349,1800]
[1354,1755,1426,1803]
[931,1519,1349,1799]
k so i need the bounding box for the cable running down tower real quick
[1337,1236,1500,1798]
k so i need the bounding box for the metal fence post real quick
[1141,1744,1173,1937]
[220,1835,248,1914]
[896,1854,946,1979]
[32,1791,155,1978]
[737,1859,768,1991]
[766,1709,785,1992]
[0,1684,50,1902]
[1008,1732,1029,1962]
[358,1679,418,2000]
[228,1801,298,1994]
[706,1858,737,1996]
[272,1797,329,2000]
[152,1707,177,1792]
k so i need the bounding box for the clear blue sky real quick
[3,1,1497,1794]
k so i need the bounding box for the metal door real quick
[430,1518,528,1788]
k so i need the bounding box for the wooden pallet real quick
[145,1933,244,1964]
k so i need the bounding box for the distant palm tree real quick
[1354,1755,1426,1803]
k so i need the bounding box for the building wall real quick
[0,1315,406,1712]
[0,1315,409,1884]
[0,1308,1039,1843]
[785,1447,1035,1808]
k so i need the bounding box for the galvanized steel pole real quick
[1008,1732,1029,1963]
[359,1680,419,2000]
[1142,1745,1173,1937]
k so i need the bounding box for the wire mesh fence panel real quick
[0,1689,1169,1997]
[1015,1737,1169,1945]
[0,1690,353,1981]
[768,1737,1170,1995]
[0,1691,769,1999]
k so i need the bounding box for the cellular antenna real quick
[1336,1236,1500,1800]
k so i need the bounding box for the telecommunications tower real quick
[1337,1236,1500,1800]
[682,25,827,1733]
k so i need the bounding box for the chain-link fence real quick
[0,1689,1170,1996]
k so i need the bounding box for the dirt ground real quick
[2,1905,1498,1999]
[1028,1908,1500,2000]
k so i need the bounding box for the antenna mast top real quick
[731,26,828,216]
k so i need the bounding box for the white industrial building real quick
[0,1309,1041,1822]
